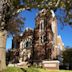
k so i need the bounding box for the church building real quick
[11,9,64,64]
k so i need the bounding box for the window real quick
[39,20,44,32]
[26,41,29,48]
[25,41,32,48]
[41,35,44,43]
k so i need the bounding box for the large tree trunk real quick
[0,0,12,69]
[0,31,7,71]
[0,0,7,71]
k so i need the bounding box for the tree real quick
[0,0,24,35]
[0,0,24,70]
[11,0,72,25]
[63,48,72,69]
[6,48,19,65]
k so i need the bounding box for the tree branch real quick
[50,10,55,18]
[17,8,25,13]
[55,0,60,7]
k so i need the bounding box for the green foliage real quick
[60,70,72,72]
[10,0,20,7]
[11,0,72,25]
[0,0,72,35]
[6,48,19,64]
[1,67,23,72]
[63,48,72,64]
[26,67,39,72]
[1,67,72,72]
[0,0,24,36]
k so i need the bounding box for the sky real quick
[6,8,72,49]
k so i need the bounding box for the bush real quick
[1,67,24,72]
[26,67,40,72]
[1,67,72,72]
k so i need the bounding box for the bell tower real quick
[33,9,53,62]
[33,10,46,61]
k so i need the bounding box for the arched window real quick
[41,20,44,30]
[39,20,44,32]
[26,41,29,48]
[25,40,32,48]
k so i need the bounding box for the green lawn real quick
[1,67,72,72]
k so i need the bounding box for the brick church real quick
[11,9,64,64]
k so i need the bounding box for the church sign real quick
[42,60,59,70]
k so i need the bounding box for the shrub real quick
[26,67,39,72]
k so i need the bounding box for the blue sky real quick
[6,8,72,49]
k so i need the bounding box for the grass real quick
[1,67,72,72]
[1,67,24,72]
[26,67,72,72]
